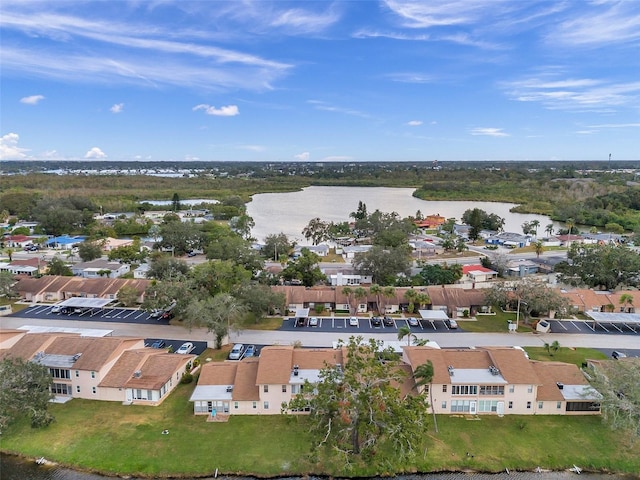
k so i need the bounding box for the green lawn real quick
[525,346,608,366]
[458,310,533,333]
[2,380,639,477]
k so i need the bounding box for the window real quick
[442,385,447,392]
[49,368,70,379]
[538,401,543,409]
[234,402,239,409]
[76,385,80,393]
[527,385,533,393]
[451,385,478,395]
[441,401,447,409]
[479,385,504,396]
[478,400,499,413]
[527,401,532,409]
[92,387,96,394]
[264,385,269,393]
[252,401,257,409]
[509,385,514,393]
[75,370,79,377]
[450,400,471,412]
[264,401,269,410]
[557,401,562,409]
[508,401,513,409]
[282,385,287,393]
[291,385,300,394]
[91,371,96,379]
[51,383,71,395]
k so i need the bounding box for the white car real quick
[51,304,63,313]
[176,342,194,354]
[229,343,245,360]
[349,317,359,327]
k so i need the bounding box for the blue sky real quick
[1,0,639,162]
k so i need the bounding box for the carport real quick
[584,311,640,332]
[56,298,116,315]
[418,310,449,321]
[295,308,310,326]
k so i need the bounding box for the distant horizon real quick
[2,2,639,162]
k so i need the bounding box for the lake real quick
[246,186,561,244]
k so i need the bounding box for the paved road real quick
[2,314,639,351]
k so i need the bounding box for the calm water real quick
[1,454,636,480]
[246,186,561,244]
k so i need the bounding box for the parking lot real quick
[144,338,208,355]
[548,319,640,336]
[280,316,461,333]
[13,304,171,325]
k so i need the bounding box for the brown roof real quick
[292,348,344,370]
[125,353,193,390]
[0,332,75,361]
[45,336,143,371]
[256,346,294,384]
[531,361,589,402]
[233,358,260,401]
[99,349,164,387]
[0,329,26,346]
[197,362,238,386]
[15,275,150,299]
[480,347,539,384]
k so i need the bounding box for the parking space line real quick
[623,323,637,333]
[555,320,568,331]
[122,310,137,319]
[570,321,582,331]
[582,321,596,332]
[610,322,623,333]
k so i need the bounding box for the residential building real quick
[71,259,130,278]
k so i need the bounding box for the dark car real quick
[371,316,382,327]
[383,316,394,327]
[296,317,306,327]
[151,339,166,349]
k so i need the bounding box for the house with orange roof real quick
[414,214,446,229]
[460,264,498,283]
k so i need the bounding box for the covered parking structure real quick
[584,311,640,332]
[418,310,449,321]
[55,298,116,315]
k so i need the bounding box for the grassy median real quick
[2,379,639,477]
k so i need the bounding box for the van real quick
[229,344,245,360]
[611,351,627,360]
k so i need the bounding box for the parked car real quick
[149,309,163,318]
[445,319,458,329]
[349,317,359,327]
[151,339,166,349]
[371,316,382,327]
[176,342,194,354]
[308,317,319,327]
[229,343,245,360]
[296,317,306,327]
[383,316,394,327]
[51,304,63,313]
[611,350,627,360]
[408,317,419,327]
[244,344,256,357]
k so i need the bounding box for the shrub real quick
[181,372,193,384]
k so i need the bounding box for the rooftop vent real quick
[447,365,454,376]
[489,365,500,376]
[293,365,299,376]
[556,382,564,390]
[133,370,142,378]
[72,353,82,362]
[226,386,233,393]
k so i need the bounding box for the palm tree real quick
[342,286,354,314]
[397,325,414,346]
[382,286,396,315]
[550,340,560,356]
[619,293,634,313]
[404,288,418,314]
[545,223,554,237]
[530,219,540,237]
[534,240,544,258]
[566,218,575,244]
[370,284,382,313]
[416,292,431,311]
[354,287,368,315]
[413,361,438,433]
[5,247,15,262]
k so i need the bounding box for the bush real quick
[181,372,193,384]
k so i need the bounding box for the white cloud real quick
[184,155,200,161]
[407,120,423,126]
[110,103,124,113]
[0,132,29,159]
[295,151,310,160]
[193,104,239,116]
[470,127,509,137]
[85,147,107,159]
[588,123,640,129]
[20,94,45,105]
[239,145,265,152]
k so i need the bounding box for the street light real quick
[515,298,528,332]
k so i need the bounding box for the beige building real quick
[0,331,193,406]
[191,345,600,418]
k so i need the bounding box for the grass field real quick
[2,378,639,477]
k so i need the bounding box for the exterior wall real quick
[257,382,292,414]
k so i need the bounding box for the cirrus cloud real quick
[470,127,510,137]
[407,120,423,126]
[193,104,239,116]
